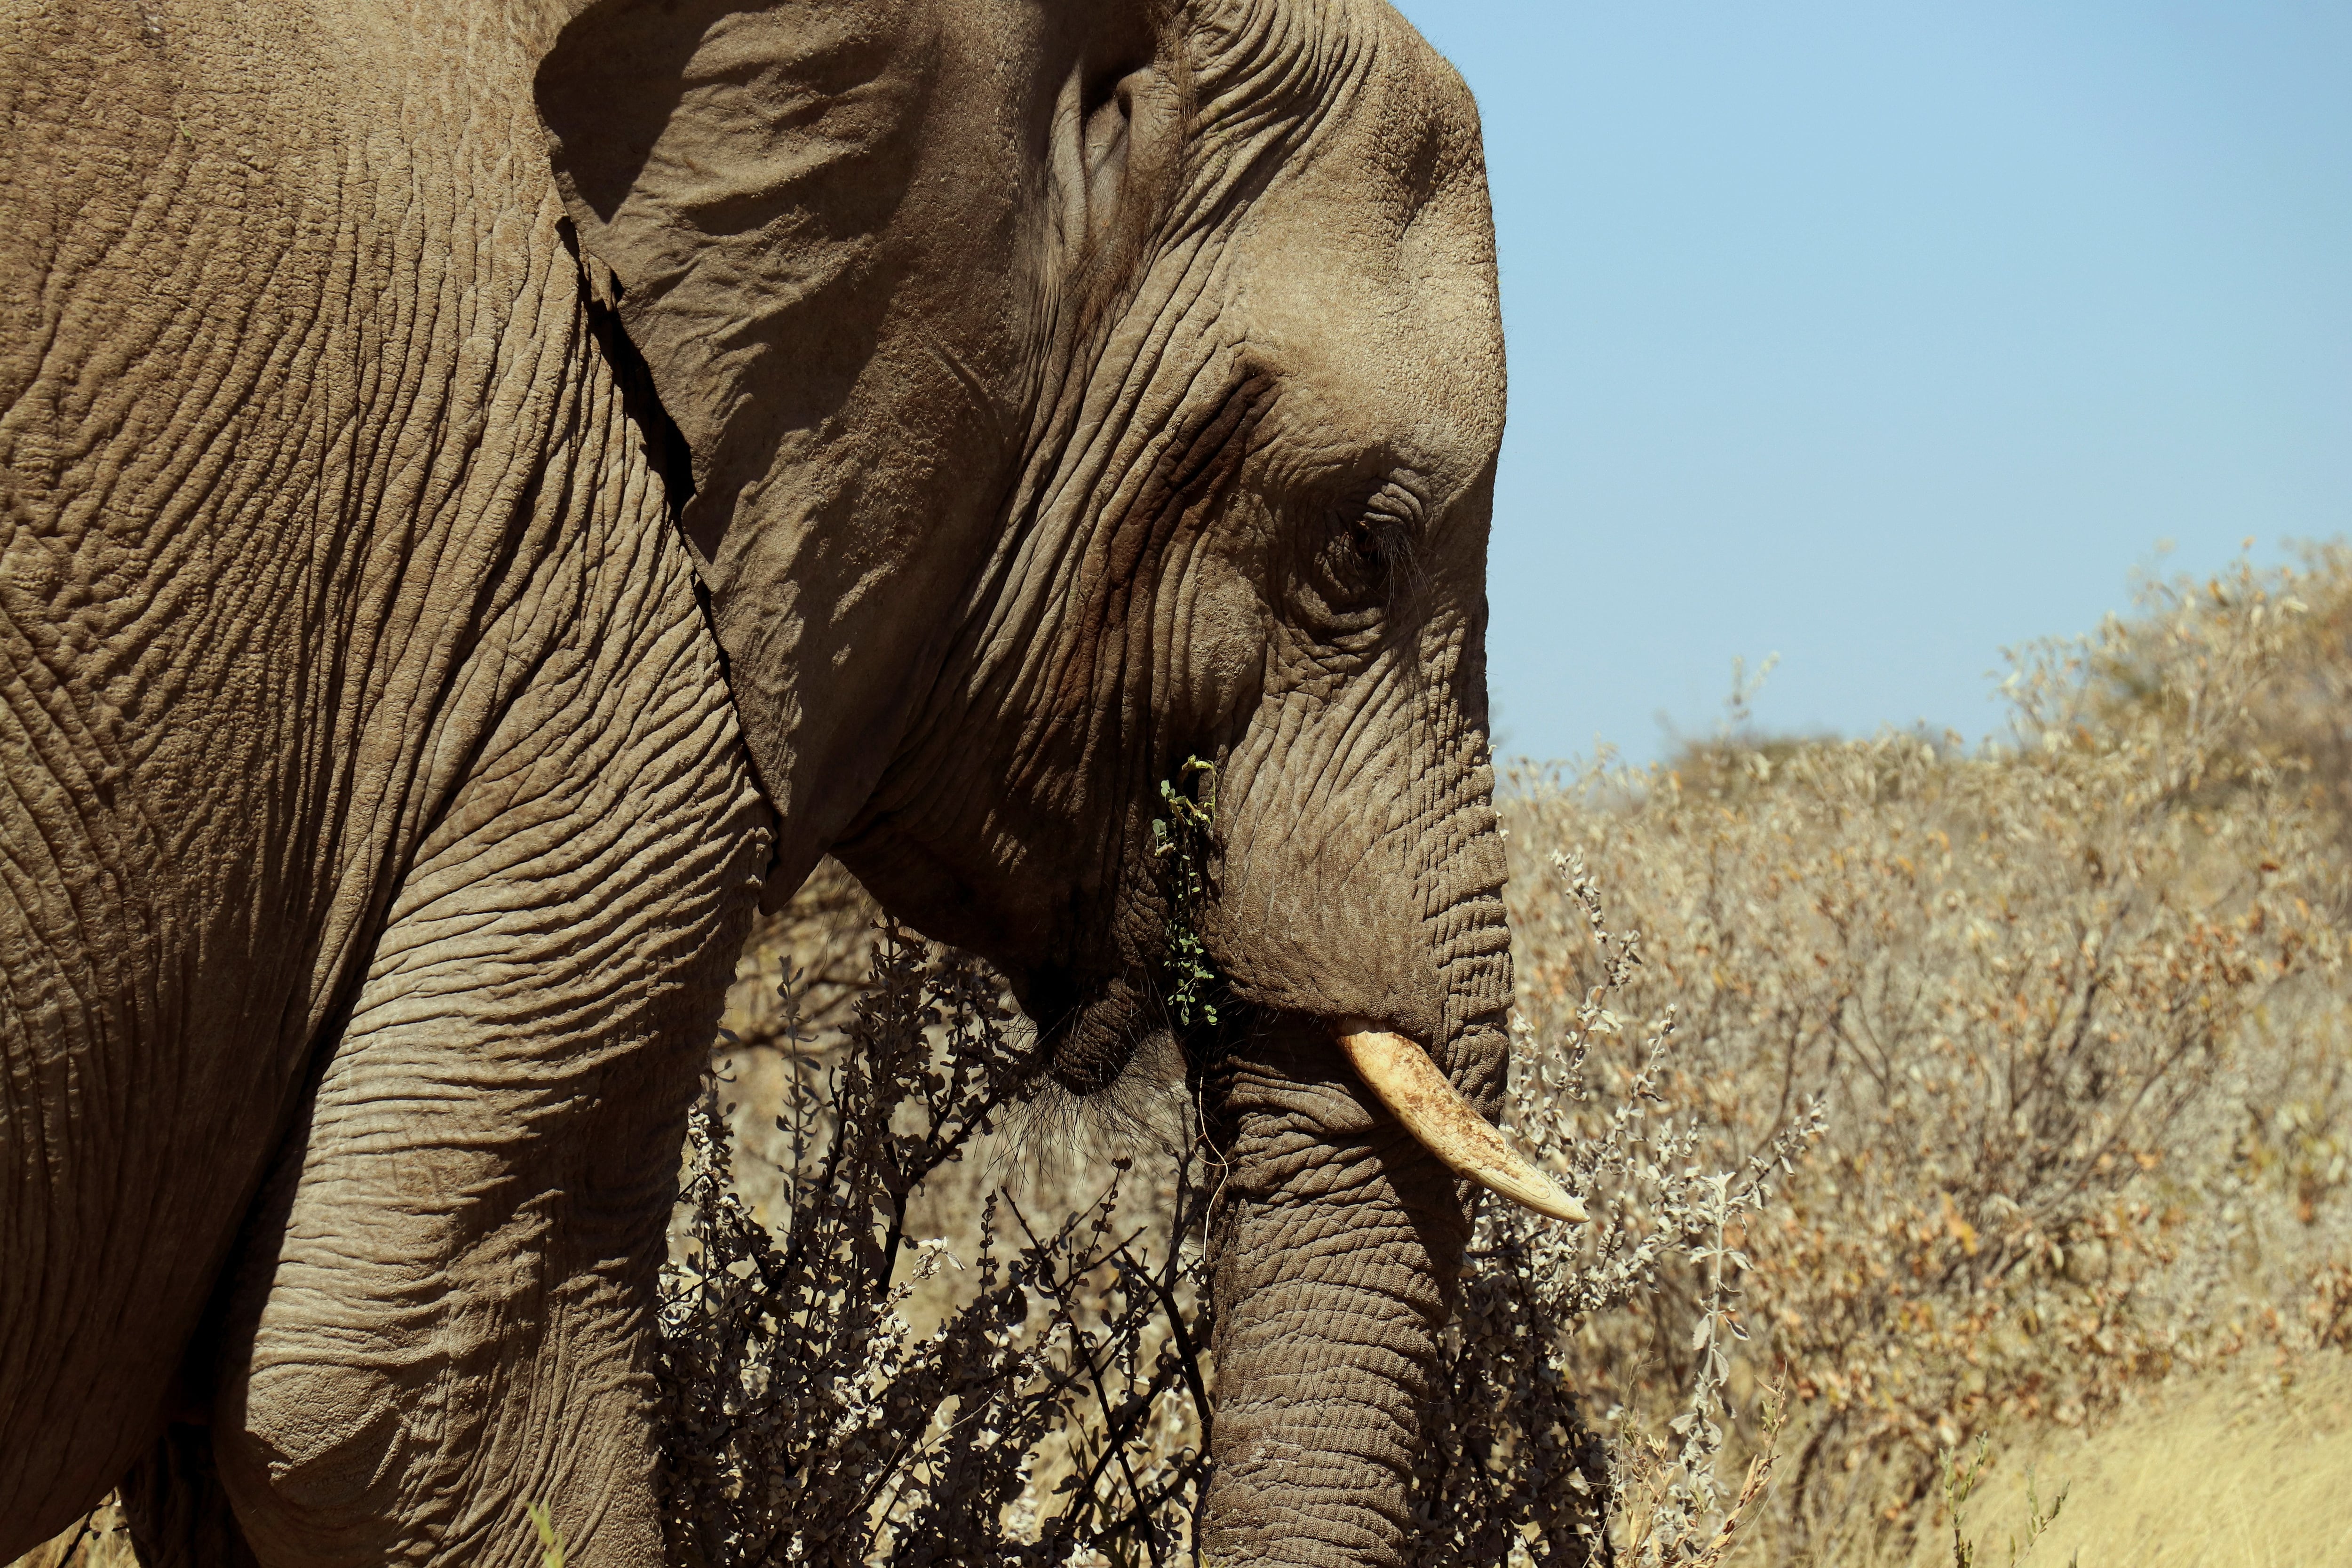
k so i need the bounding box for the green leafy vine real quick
[1149,756,1220,1027]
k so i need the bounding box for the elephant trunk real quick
[1190,578,1540,1559]
[1198,1011,1512,1567]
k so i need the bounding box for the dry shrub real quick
[1502,555,2352,1559]
[8,1502,132,1568]
[2242,541,2352,862]
[718,858,883,1053]
[677,870,1804,1565]
[1421,854,1820,1566]
[662,924,1212,1566]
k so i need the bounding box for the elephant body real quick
[1,2,1521,1564]
[1,3,771,1556]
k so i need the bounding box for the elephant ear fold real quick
[533,0,933,518]
[1044,26,1189,321]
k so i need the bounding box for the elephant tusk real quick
[1336,1023,1589,1224]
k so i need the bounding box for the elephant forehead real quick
[1216,1,1505,506]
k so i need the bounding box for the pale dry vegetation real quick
[1885,1350,2352,1568]
[1504,547,2352,1562]
[23,549,2352,1568]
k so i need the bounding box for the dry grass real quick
[1887,1353,2352,1568]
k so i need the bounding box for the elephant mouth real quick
[1022,962,1164,1098]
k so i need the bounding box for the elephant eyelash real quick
[1348,514,1412,569]
[1344,477,1429,604]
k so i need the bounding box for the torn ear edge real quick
[1049,13,1192,340]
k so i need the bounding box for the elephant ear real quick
[535,0,938,554]
[533,0,1183,880]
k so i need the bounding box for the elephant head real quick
[539,0,1569,1559]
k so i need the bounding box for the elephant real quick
[0,0,1575,1563]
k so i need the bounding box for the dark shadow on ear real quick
[1044,8,1192,345]
[533,0,929,564]
[532,0,729,223]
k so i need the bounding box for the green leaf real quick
[523,1502,565,1568]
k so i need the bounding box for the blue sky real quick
[1388,0,2352,763]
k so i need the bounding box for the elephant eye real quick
[1341,480,1422,586]
[1292,473,1428,636]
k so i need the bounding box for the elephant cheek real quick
[1203,779,1447,1044]
[1200,1023,1470,1568]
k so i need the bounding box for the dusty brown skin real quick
[1,2,1513,1564]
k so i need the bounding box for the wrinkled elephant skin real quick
[1,2,1515,1566]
